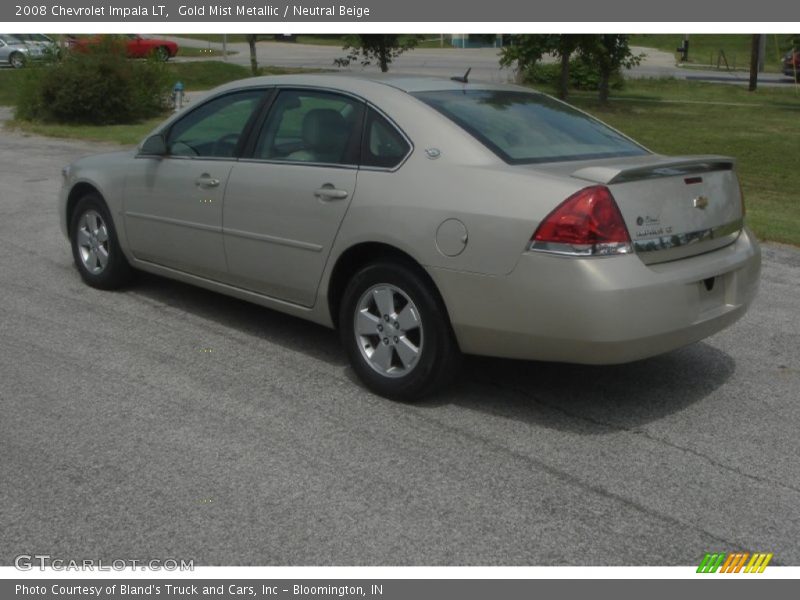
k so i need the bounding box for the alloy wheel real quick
[354,284,424,378]
[76,210,110,275]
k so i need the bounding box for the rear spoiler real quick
[571,155,735,185]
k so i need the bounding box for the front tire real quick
[339,262,460,401]
[70,194,132,289]
[9,52,25,69]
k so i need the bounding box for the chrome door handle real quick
[195,174,220,188]
[314,186,349,201]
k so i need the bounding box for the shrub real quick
[524,59,625,92]
[16,38,170,125]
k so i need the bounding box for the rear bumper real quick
[430,227,761,364]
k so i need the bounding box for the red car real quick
[68,35,179,61]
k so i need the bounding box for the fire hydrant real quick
[172,81,185,112]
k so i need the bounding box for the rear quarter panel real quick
[328,86,587,278]
[340,158,583,276]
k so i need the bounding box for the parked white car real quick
[12,33,59,58]
[0,34,34,68]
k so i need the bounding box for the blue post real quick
[172,81,185,112]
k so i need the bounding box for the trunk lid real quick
[569,155,744,264]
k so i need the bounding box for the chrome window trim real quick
[136,154,240,162]
[235,157,359,170]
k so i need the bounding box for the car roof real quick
[211,73,526,96]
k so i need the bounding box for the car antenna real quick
[451,68,471,84]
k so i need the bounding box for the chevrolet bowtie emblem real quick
[693,195,709,209]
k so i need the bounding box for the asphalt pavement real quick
[0,120,798,566]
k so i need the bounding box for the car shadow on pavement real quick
[128,272,346,367]
[431,344,736,434]
[127,271,734,435]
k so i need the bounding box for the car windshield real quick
[16,34,50,42]
[412,89,648,164]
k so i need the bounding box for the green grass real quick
[540,79,800,245]
[165,61,320,90]
[163,60,251,89]
[5,118,164,144]
[0,69,25,105]
[629,34,795,73]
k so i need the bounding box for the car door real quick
[126,35,147,58]
[122,89,267,280]
[222,88,364,306]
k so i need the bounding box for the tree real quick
[578,35,641,103]
[245,35,258,76]
[552,36,583,100]
[498,35,640,101]
[335,35,422,73]
[786,34,799,82]
[748,34,760,92]
[499,35,553,84]
[499,35,591,99]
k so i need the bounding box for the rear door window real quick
[254,89,364,166]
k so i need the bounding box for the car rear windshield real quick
[412,89,648,164]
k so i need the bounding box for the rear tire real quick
[339,261,460,401]
[70,194,133,290]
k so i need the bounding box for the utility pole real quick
[758,34,766,72]
[748,34,760,91]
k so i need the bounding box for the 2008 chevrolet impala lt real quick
[59,74,761,400]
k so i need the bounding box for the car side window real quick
[166,90,265,159]
[254,90,364,166]
[361,108,411,169]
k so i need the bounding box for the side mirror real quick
[139,134,167,156]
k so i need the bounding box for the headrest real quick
[302,108,349,151]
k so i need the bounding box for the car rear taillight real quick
[528,185,632,256]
